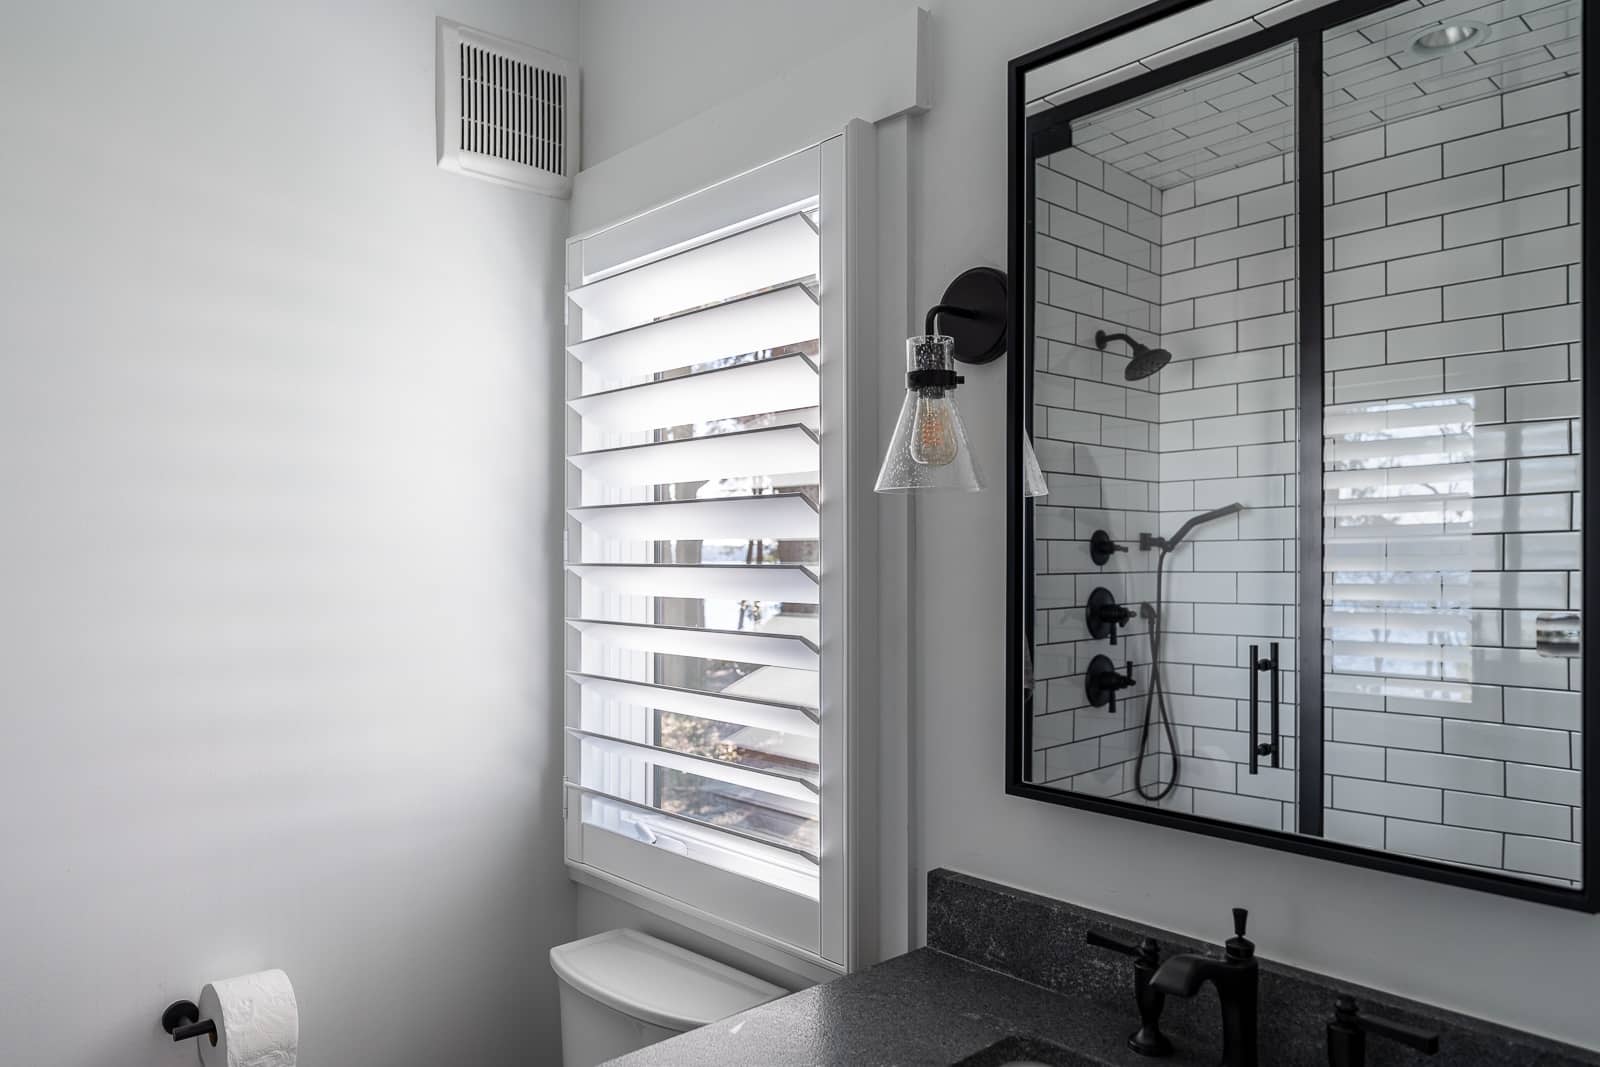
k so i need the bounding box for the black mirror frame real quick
[1005,0,1600,912]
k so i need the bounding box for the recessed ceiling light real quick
[1410,20,1491,55]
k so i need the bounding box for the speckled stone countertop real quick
[601,946,1214,1067]
[603,870,1600,1066]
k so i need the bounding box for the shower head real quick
[1142,502,1246,554]
[1095,329,1173,382]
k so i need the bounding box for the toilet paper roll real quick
[196,969,298,1067]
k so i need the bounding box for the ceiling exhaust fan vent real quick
[436,19,578,197]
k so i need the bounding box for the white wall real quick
[0,2,575,1064]
[577,0,1600,1050]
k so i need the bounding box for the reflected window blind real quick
[565,207,824,902]
[1324,396,1475,703]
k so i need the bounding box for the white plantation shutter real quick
[563,143,856,960]
[1323,396,1475,701]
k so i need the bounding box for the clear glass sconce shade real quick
[874,336,983,493]
[1023,433,1048,498]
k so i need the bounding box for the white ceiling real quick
[1046,0,1579,190]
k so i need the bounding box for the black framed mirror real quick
[1007,0,1598,910]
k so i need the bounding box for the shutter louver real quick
[565,185,824,907]
[1324,396,1475,687]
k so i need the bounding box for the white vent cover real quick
[436,19,578,197]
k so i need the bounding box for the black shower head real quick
[1095,329,1173,381]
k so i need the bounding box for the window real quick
[563,139,864,965]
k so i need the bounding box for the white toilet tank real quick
[549,929,787,1067]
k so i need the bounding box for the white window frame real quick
[562,122,881,976]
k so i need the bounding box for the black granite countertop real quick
[602,870,1600,1067]
[602,946,1215,1067]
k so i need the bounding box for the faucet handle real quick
[1225,907,1255,960]
[1328,997,1439,1066]
[1087,928,1138,957]
[1339,997,1439,1053]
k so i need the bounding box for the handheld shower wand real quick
[1133,502,1247,801]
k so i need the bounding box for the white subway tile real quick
[1239,248,1295,287]
[1325,740,1385,780]
[1443,267,1568,319]
[1237,441,1295,476]
[1336,147,1442,202]
[1049,274,1103,317]
[1503,77,1583,125]
[1446,791,1570,839]
[1238,312,1296,350]
[1506,763,1581,806]
[1386,96,1502,154]
[1505,148,1581,199]
[1165,261,1239,302]
[1445,720,1569,767]
[1385,317,1503,362]
[1333,290,1441,336]
[1385,242,1503,294]
[1503,531,1580,571]
[1193,346,1284,387]
[1444,116,1568,176]
[1195,475,1285,510]
[1239,183,1295,226]
[1334,218,1441,269]
[1194,157,1286,205]
[1238,380,1295,416]
[1444,346,1568,391]
[1324,126,1385,171]
[1192,789,1281,830]
[1196,219,1285,266]
[1078,184,1129,232]
[1160,446,1238,482]
[1195,285,1285,329]
[1504,688,1581,732]
[1163,198,1239,243]
[1193,411,1284,449]
[1324,807,1386,849]
[1104,163,1156,212]
[1507,454,1579,494]
[1324,333,1386,370]
[1394,170,1505,230]
[1333,707,1442,751]
[1443,190,1568,247]
[1333,776,1442,820]
[1128,203,1162,244]
[1050,204,1104,251]
[1505,381,1581,421]
[1334,360,1443,403]
[1325,194,1387,238]
[1037,166,1076,210]
[1504,304,1581,348]
[1474,493,1572,534]
[1386,819,1504,868]
[1388,750,1504,795]
[1504,835,1581,881]
[1327,264,1386,304]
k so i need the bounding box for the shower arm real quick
[1096,331,1140,351]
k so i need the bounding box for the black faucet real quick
[1150,907,1259,1067]
[1326,996,1439,1066]
[1085,929,1172,1057]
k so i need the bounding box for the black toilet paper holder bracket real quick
[161,1000,218,1046]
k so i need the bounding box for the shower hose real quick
[1133,545,1183,801]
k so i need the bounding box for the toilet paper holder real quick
[161,1000,218,1047]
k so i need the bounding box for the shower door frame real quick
[1006,0,1600,911]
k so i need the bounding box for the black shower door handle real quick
[1248,643,1280,775]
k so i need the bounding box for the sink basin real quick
[951,1036,1111,1067]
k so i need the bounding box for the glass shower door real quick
[1318,0,1583,886]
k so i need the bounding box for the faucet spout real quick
[1147,908,1261,1067]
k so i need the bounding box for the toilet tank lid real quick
[549,929,788,1031]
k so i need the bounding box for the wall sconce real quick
[875,267,1046,496]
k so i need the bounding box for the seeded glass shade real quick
[1023,433,1048,498]
[875,336,983,493]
